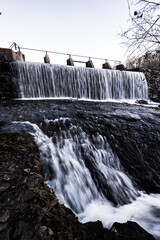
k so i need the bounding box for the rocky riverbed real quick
[0,99,160,240]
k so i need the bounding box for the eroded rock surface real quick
[0,100,159,239]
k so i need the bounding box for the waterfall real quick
[13,118,139,212]
[11,119,160,239]
[11,61,148,100]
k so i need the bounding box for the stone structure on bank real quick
[0,57,12,100]
[143,68,160,102]
[0,48,25,100]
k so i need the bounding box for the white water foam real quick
[78,193,160,239]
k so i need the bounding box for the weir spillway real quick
[11,61,148,100]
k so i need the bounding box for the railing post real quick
[102,61,112,69]
[116,64,126,70]
[67,56,74,66]
[44,52,50,64]
[86,59,94,68]
[16,50,25,61]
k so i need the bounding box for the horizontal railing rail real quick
[9,42,121,63]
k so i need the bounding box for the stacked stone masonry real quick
[0,60,12,100]
[143,69,160,102]
[0,48,25,100]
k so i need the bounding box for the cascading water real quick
[11,119,160,239]
[7,60,159,239]
[11,61,148,100]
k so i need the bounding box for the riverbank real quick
[0,130,106,239]
[1,99,160,239]
[0,130,156,240]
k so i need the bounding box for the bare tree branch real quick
[122,0,160,57]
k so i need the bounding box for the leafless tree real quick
[122,0,160,58]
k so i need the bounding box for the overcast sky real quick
[0,0,130,67]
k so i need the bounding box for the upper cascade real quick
[11,61,148,100]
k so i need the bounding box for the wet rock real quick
[0,232,8,240]
[0,183,10,193]
[3,174,10,181]
[13,220,29,239]
[33,159,42,174]
[0,121,7,127]
[36,225,55,240]
[40,226,47,232]
[111,111,141,121]
[135,99,148,104]
[121,113,141,121]
[48,228,53,236]
[77,111,86,119]
[8,164,15,173]
[23,190,35,202]
[83,221,109,239]
[0,102,159,240]
[122,113,141,121]
[109,221,156,240]
[0,210,10,223]
[23,168,31,174]
[0,131,86,239]
[0,223,8,231]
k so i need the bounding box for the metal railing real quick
[9,42,121,64]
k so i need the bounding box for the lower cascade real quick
[11,61,148,100]
[11,118,160,239]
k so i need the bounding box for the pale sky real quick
[0,0,130,67]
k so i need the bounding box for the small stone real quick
[23,168,31,173]
[3,175,10,181]
[8,165,15,173]
[48,228,53,235]
[40,226,47,233]
[38,225,48,239]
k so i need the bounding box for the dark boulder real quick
[83,221,109,240]
[109,221,156,240]
[135,99,148,104]
[116,64,126,70]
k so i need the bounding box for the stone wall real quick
[143,69,160,102]
[0,48,25,61]
[0,48,25,100]
[0,59,12,100]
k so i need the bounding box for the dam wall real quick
[0,47,159,101]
